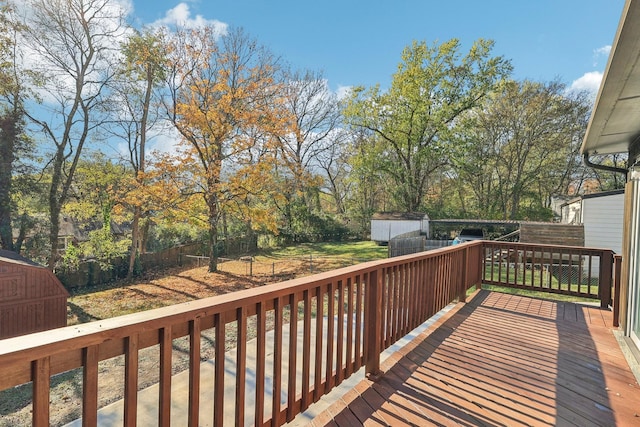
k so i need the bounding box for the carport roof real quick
[581,0,640,156]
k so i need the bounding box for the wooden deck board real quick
[312,290,640,426]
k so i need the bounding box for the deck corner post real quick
[599,250,613,309]
[613,255,622,327]
[365,268,383,379]
[477,242,485,291]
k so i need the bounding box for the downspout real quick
[582,152,628,181]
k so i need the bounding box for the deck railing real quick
[481,241,614,308]
[0,242,482,427]
[0,240,617,427]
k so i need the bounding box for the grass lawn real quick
[483,264,600,299]
[258,240,387,261]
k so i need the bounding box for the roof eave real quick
[581,0,640,157]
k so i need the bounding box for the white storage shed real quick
[370,212,429,244]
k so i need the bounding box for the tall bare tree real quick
[22,0,127,268]
[108,27,167,277]
[274,70,344,231]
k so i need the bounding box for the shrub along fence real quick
[57,242,205,290]
[57,235,259,290]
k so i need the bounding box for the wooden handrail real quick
[480,240,615,306]
[0,240,618,426]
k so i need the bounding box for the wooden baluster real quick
[214,313,225,427]
[236,308,247,427]
[159,326,172,427]
[33,357,51,427]
[124,334,139,427]
[365,269,382,379]
[82,346,98,427]
[188,318,201,427]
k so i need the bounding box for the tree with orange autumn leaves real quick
[164,26,290,272]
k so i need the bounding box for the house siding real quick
[582,193,625,253]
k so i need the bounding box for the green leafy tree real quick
[61,154,130,269]
[451,80,592,219]
[344,38,511,212]
[343,128,388,236]
[0,1,39,252]
[63,153,129,224]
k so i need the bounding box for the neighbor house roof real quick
[581,0,640,155]
[560,189,626,208]
[0,249,43,268]
[371,212,429,221]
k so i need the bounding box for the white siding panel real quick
[582,193,624,253]
[370,220,422,242]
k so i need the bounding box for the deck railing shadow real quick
[326,291,492,426]
[325,290,617,426]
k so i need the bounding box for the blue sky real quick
[129,0,624,97]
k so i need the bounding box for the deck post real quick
[365,268,383,380]
[599,250,613,309]
[613,255,622,327]
[478,242,485,291]
[459,246,468,303]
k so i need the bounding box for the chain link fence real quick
[182,254,377,281]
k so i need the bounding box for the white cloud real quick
[152,3,228,33]
[593,45,612,67]
[109,121,182,162]
[569,71,603,99]
[336,85,352,100]
[148,124,183,156]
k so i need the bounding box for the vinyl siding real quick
[582,193,624,253]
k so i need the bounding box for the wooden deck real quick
[311,290,640,427]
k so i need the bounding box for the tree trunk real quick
[48,204,61,270]
[0,113,17,251]
[127,207,141,277]
[208,220,218,272]
[207,196,219,272]
[140,217,150,254]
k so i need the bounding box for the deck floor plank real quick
[311,290,640,426]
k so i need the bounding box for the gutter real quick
[582,152,628,181]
